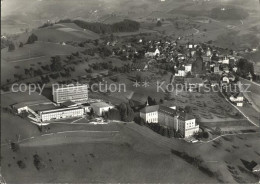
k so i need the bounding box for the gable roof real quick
[140,105,159,113]
[158,105,176,117]
[130,92,148,105]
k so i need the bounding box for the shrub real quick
[17,160,26,169]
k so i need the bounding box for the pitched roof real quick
[158,105,176,117]
[91,102,113,108]
[178,112,195,121]
[61,100,77,107]
[140,105,159,113]
[130,92,148,104]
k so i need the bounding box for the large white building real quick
[175,112,199,138]
[52,84,88,104]
[39,106,85,122]
[91,102,114,116]
[140,105,159,123]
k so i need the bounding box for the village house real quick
[213,65,220,73]
[222,76,230,83]
[185,64,192,73]
[229,93,244,107]
[175,66,186,77]
[145,47,160,58]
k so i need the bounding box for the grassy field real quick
[1,121,217,183]
[239,78,260,112]
[1,89,259,183]
[1,41,83,84]
[33,23,100,42]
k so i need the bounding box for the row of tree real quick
[59,19,140,34]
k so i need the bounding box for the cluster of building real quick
[13,84,114,123]
[140,104,199,138]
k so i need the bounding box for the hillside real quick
[1,41,82,83]
[34,23,100,42]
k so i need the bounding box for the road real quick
[220,91,259,127]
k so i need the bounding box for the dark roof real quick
[178,112,195,121]
[132,63,147,70]
[130,93,148,104]
[147,47,157,52]
[140,105,159,113]
[158,106,176,117]
[61,101,77,107]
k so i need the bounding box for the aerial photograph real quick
[1,0,260,183]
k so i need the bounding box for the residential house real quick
[206,47,212,57]
[222,76,230,83]
[229,93,244,107]
[185,64,192,73]
[175,66,186,77]
[252,164,260,173]
[145,47,160,57]
[213,65,220,73]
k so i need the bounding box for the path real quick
[220,92,259,127]
[199,131,260,144]
[1,130,120,147]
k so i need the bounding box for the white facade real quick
[185,64,192,73]
[177,118,199,138]
[39,107,85,122]
[175,70,185,77]
[222,57,229,64]
[91,102,114,116]
[222,76,230,83]
[140,111,158,123]
[52,84,88,104]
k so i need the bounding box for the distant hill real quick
[34,23,100,42]
[210,6,249,20]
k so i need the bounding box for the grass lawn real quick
[1,123,217,183]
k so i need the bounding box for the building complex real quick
[140,105,199,138]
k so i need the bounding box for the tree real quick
[8,42,15,52]
[33,154,45,170]
[11,142,20,152]
[215,126,221,135]
[157,21,162,27]
[147,96,157,106]
[50,56,62,72]
[19,42,24,48]
[118,102,135,122]
[27,33,38,44]
[17,160,26,169]
[184,106,192,113]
